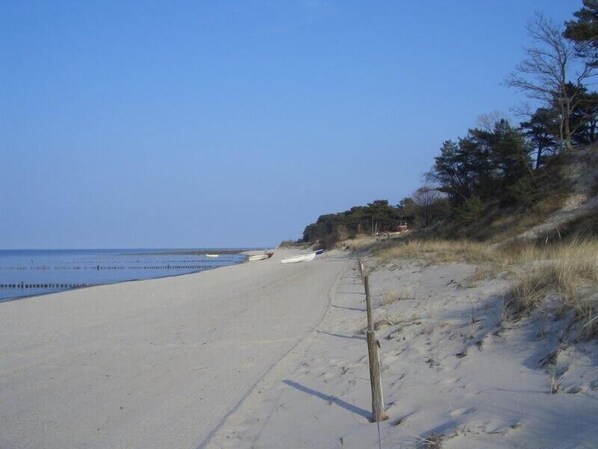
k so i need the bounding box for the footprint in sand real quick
[450,407,476,418]
[439,377,463,393]
[464,420,512,436]
[440,376,461,385]
[566,385,582,394]
[455,350,467,358]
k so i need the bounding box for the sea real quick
[0,249,247,302]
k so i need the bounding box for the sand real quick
[1,249,597,449]
[206,258,598,449]
[0,250,350,449]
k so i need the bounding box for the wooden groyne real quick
[0,260,241,296]
[0,264,216,271]
[0,282,93,290]
[0,265,220,291]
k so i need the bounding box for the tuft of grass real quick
[496,240,543,265]
[378,288,415,306]
[503,269,554,318]
[418,433,444,449]
[503,238,598,339]
[550,366,561,394]
[463,265,502,286]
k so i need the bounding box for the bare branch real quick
[476,111,511,132]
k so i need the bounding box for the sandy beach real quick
[207,256,597,449]
[0,250,350,449]
[2,249,597,449]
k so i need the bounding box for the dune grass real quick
[374,239,495,265]
[503,238,598,339]
[377,288,416,306]
[372,237,598,339]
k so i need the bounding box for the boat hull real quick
[281,252,316,264]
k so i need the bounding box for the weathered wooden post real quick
[364,275,388,422]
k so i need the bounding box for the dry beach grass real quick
[369,237,598,340]
[503,238,598,339]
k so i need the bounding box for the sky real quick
[0,0,582,249]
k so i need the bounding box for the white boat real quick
[281,252,316,264]
[206,254,219,258]
[248,252,274,261]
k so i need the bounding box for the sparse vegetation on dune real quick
[365,236,598,340]
[373,239,494,265]
[503,238,598,339]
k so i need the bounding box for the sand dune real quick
[207,258,598,449]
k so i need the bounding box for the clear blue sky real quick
[0,1,580,249]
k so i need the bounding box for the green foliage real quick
[565,0,598,66]
[570,88,598,145]
[520,86,598,170]
[456,196,486,228]
[521,107,560,168]
[506,175,537,210]
[429,120,532,208]
[302,200,408,248]
[411,186,449,228]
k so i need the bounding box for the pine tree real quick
[565,0,598,66]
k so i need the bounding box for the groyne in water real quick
[0,264,219,271]
[1,282,93,290]
[0,264,222,290]
[0,249,246,301]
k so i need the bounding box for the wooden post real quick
[367,331,386,422]
[363,275,388,422]
[364,276,373,331]
[357,258,364,280]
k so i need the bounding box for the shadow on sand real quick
[316,330,366,341]
[283,380,371,420]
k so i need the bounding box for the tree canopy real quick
[428,120,531,207]
[565,0,598,66]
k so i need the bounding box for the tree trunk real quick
[536,145,544,169]
[564,100,573,150]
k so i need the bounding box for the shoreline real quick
[0,248,250,303]
[0,261,244,304]
[0,248,350,449]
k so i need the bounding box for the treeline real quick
[302,198,449,248]
[302,2,598,248]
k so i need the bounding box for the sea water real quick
[0,249,246,302]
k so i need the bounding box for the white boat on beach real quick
[248,252,274,261]
[280,252,316,264]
